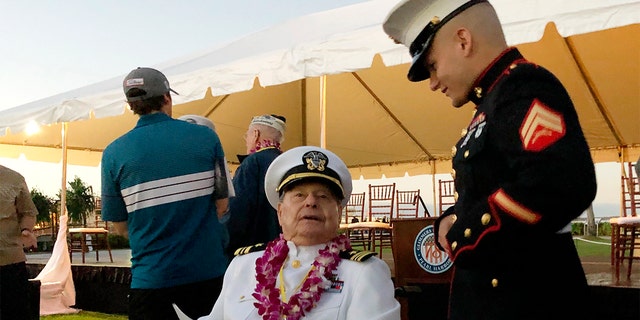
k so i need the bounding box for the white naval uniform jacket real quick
[203,241,401,320]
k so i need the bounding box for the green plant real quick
[108,234,130,249]
[62,176,96,226]
[571,223,584,235]
[31,188,55,224]
[599,222,613,236]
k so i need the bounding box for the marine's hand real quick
[437,215,455,256]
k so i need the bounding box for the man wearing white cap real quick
[193,146,400,319]
[225,114,287,259]
[384,1,596,319]
[101,68,230,319]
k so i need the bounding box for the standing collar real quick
[236,146,280,163]
[467,47,527,105]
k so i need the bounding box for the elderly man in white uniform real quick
[187,146,400,320]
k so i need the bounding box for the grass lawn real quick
[574,235,611,257]
[41,311,127,320]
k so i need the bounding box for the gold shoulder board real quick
[234,243,266,256]
[339,249,377,262]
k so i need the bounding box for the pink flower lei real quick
[250,140,281,154]
[252,234,351,320]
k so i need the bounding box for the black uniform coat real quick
[434,48,597,320]
[226,147,282,259]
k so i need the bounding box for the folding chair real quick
[395,189,421,219]
[342,192,370,250]
[343,192,366,223]
[438,179,456,216]
[610,162,640,282]
[93,197,108,230]
[367,183,395,258]
[621,161,639,218]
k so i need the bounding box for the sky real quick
[0,0,369,110]
[0,0,628,218]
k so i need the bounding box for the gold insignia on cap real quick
[464,228,471,238]
[474,87,483,98]
[304,151,327,172]
[431,16,441,25]
[481,213,491,225]
[491,278,499,287]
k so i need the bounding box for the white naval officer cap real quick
[177,114,216,131]
[250,114,286,137]
[264,146,353,209]
[383,0,487,82]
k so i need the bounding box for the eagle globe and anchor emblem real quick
[414,225,453,274]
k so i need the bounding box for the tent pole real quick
[320,75,327,148]
[60,122,68,217]
[431,159,437,216]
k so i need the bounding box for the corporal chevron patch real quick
[339,249,377,262]
[520,99,565,152]
[233,243,267,256]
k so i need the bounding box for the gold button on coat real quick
[451,146,457,157]
[464,228,471,238]
[451,169,456,179]
[451,241,457,250]
[481,213,491,225]
[451,214,457,222]
[464,150,470,158]
[461,128,468,137]
[474,87,483,98]
[454,191,459,201]
[491,279,499,287]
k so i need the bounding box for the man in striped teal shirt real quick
[101,67,229,320]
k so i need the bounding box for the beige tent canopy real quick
[1,0,639,180]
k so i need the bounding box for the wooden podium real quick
[391,217,452,320]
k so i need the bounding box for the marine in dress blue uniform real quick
[384,1,597,319]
